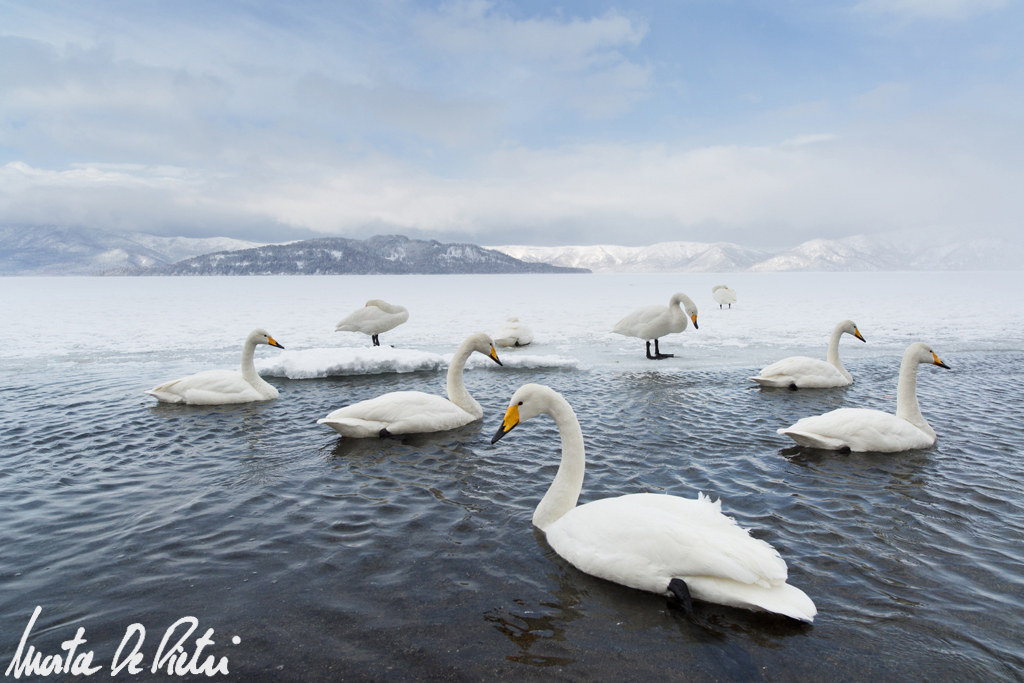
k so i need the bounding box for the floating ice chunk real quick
[256,345,579,379]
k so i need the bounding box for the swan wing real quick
[750,356,849,388]
[779,408,934,452]
[547,493,789,591]
[147,370,270,405]
[612,306,683,340]
[546,493,814,621]
[318,391,475,437]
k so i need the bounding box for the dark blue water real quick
[2,351,1023,681]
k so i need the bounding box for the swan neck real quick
[895,350,931,434]
[446,342,481,418]
[826,326,846,373]
[533,395,585,532]
[240,338,259,382]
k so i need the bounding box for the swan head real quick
[670,292,699,330]
[907,341,950,369]
[840,320,866,343]
[464,332,503,366]
[248,328,285,349]
[490,383,553,443]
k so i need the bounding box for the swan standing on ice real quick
[612,292,699,360]
[491,383,817,623]
[318,333,502,438]
[712,285,737,309]
[778,342,950,453]
[335,299,409,346]
[751,320,866,389]
[147,328,285,405]
[492,317,534,348]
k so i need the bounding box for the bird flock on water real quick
[147,284,952,625]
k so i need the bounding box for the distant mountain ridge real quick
[0,225,260,275]
[491,234,1024,272]
[2,225,1020,275]
[133,235,585,275]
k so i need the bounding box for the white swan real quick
[492,317,534,348]
[318,333,502,437]
[335,299,409,346]
[778,342,950,453]
[147,328,285,405]
[712,284,737,309]
[612,292,699,360]
[491,383,817,623]
[751,320,866,389]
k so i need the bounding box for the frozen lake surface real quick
[2,271,1023,680]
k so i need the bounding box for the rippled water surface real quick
[2,273,1024,681]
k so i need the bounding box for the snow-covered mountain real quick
[492,235,1024,272]
[3,225,1020,275]
[0,225,261,275]
[136,234,585,275]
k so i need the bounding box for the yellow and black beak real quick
[489,345,503,366]
[268,336,285,349]
[854,328,866,343]
[491,403,520,444]
[691,314,699,330]
[932,352,950,369]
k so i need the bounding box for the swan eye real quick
[517,401,523,406]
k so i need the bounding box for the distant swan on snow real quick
[491,383,817,623]
[318,333,502,437]
[492,317,534,348]
[147,328,285,405]
[335,299,409,346]
[612,292,698,360]
[712,285,737,309]
[751,320,866,389]
[778,342,950,453]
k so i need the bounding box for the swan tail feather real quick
[685,577,816,623]
[778,428,847,450]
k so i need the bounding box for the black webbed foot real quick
[668,578,695,618]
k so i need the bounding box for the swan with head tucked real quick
[751,320,866,389]
[147,328,285,405]
[712,285,737,309]
[490,383,817,623]
[492,317,534,348]
[778,342,950,453]
[318,333,502,438]
[335,299,409,346]
[612,292,699,360]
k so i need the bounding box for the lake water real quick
[2,272,1023,680]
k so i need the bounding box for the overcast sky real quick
[1,0,1021,247]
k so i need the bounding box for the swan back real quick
[335,300,409,334]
